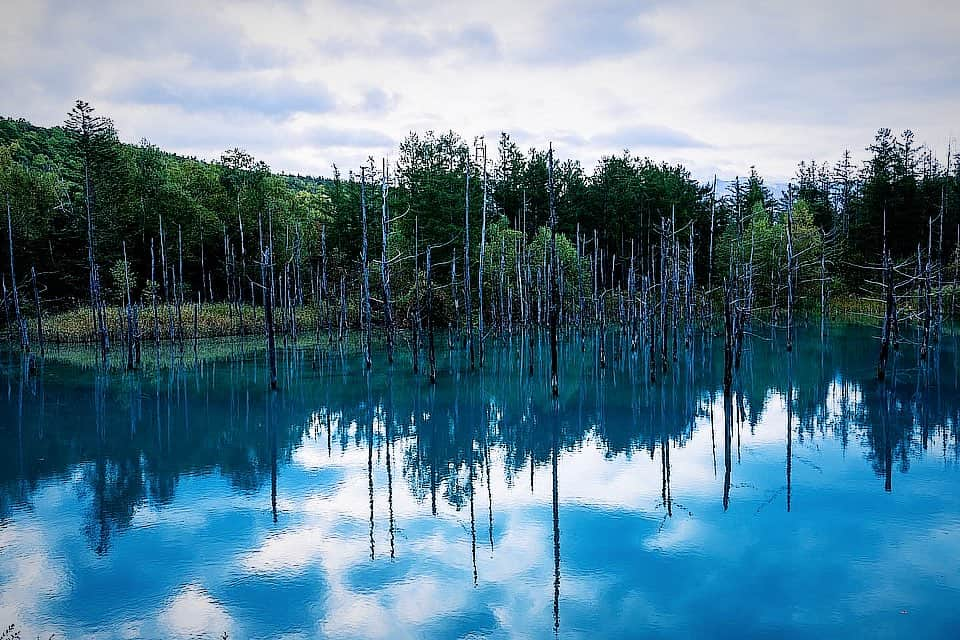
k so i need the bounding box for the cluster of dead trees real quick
[2,151,955,395]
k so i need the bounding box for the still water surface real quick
[1,326,959,639]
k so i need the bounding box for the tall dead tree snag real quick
[476,138,488,368]
[685,224,695,347]
[380,159,395,365]
[548,143,559,397]
[122,242,136,370]
[877,248,896,381]
[259,214,278,391]
[6,196,28,352]
[150,239,160,347]
[159,215,178,345]
[412,217,421,374]
[30,267,44,356]
[2,278,10,342]
[820,230,828,340]
[659,217,670,372]
[708,176,717,303]
[464,158,475,369]
[176,225,186,352]
[918,217,936,362]
[785,203,795,352]
[360,167,373,369]
[426,244,437,384]
[723,279,735,395]
[877,214,896,382]
[320,225,331,344]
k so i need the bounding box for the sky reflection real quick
[1,326,959,638]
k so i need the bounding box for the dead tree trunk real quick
[30,267,44,356]
[548,143,559,397]
[194,292,200,356]
[82,151,108,361]
[659,221,668,372]
[935,187,945,343]
[177,225,185,352]
[576,224,586,349]
[877,246,896,381]
[451,253,459,349]
[426,244,436,384]
[122,242,135,370]
[259,215,278,391]
[785,203,795,352]
[360,168,373,369]
[338,271,347,343]
[5,196,28,351]
[708,176,717,303]
[671,207,680,361]
[820,231,827,340]
[723,279,735,395]
[322,225,331,344]
[499,235,506,339]
[412,217,421,374]
[150,239,160,346]
[381,159,395,364]
[2,278,10,343]
[919,226,932,362]
[478,139,488,368]
[159,215,174,344]
[464,160,475,369]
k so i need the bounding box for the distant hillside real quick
[0,113,333,306]
[0,115,331,192]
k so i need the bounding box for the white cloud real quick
[157,583,234,638]
[1,0,956,180]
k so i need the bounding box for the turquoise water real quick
[1,326,959,639]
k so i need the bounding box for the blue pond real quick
[1,325,958,638]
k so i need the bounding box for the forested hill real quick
[0,111,334,306]
[0,116,330,194]
[0,104,957,317]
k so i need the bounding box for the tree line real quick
[1,101,958,382]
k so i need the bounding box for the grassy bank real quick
[9,302,337,345]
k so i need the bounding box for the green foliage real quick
[527,226,590,295]
[715,197,824,310]
[109,258,136,303]
[1,105,956,329]
[482,217,522,284]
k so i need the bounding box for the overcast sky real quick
[2,0,957,181]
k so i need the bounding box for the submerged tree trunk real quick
[30,266,44,356]
[177,225,185,352]
[122,242,135,370]
[151,239,160,347]
[260,215,278,391]
[478,139,487,368]
[820,231,827,340]
[785,203,795,352]
[381,160,395,364]
[6,197,28,352]
[83,155,108,361]
[548,143,559,397]
[338,271,347,344]
[878,247,896,381]
[464,160,475,369]
[412,217,421,374]
[426,244,436,384]
[360,167,373,369]
[723,279,735,395]
[2,278,10,343]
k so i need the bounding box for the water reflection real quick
[1,325,959,638]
